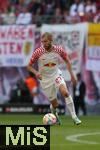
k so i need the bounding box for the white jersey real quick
[29,45,68,79]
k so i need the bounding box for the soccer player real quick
[27,32,81,125]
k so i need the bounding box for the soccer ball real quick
[43,113,57,125]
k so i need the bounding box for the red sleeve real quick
[29,47,44,65]
[29,50,39,65]
[54,45,68,61]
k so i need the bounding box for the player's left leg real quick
[54,74,81,125]
[59,84,81,125]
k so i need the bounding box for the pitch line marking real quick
[66,132,100,144]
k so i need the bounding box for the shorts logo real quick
[55,76,62,84]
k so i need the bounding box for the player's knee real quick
[59,84,69,98]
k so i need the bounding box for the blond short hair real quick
[41,32,53,41]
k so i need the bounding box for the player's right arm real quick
[27,49,42,80]
[27,64,42,80]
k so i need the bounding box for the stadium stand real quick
[0,0,99,25]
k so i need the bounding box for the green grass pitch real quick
[0,114,100,150]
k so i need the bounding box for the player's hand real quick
[36,72,42,80]
[71,74,77,86]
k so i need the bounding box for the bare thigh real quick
[54,74,69,98]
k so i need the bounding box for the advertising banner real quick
[0,25,36,66]
[82,23,100,103]
[86,23,100,71]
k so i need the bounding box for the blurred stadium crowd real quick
[0,0,100,25]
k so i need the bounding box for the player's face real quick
[41,37,52,50]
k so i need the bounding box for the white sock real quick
[65,95,77,119]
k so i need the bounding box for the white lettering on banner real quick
[5,107,33,112]
[0,25,36,66]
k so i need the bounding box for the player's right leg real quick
[50,99,61,125]
[41,80,61,125]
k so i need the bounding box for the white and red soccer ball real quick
[43,113,57,125]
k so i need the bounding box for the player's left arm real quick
[59,46,77,86]
[64,55,77,86]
